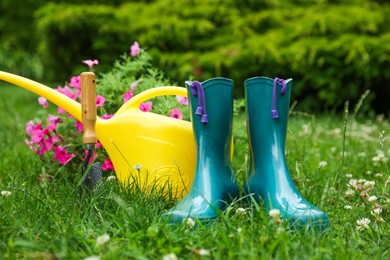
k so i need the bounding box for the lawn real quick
[0,84,389,259]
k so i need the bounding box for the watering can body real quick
[98,87,196,197]
[0,71,196,198]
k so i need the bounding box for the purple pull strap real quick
[190,81,208,124]
[272,77,287,119]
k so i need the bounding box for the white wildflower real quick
[364,180,375,189]
[163,253,178,260]
[197,249,211,256]
[371,207,382,216]
[295,161,300,175]
[302,124,311,134]
[365,171,372,175]
[358,152,367,157]
[368,196,377,202]
[133,164,143,171]
[372,151,386,164]
[1,191,11,197]
[331,128,342,136]
[319,161,327,168]
[357,179,366,184]
[237,227,242,233]
[360,191,369,199]
[375,173,383,177]
[235,207,246,216]
[345,189,354,196]
[183,217,195,229]
[84,256,100,260]
[356,218,371,231]
[106,175,116,181]
[349,179,358,188]
[345,173,353,178]
[269,209,281,223]
[269,209,281,218]
[96,234,110,247]
[344,205,352,210]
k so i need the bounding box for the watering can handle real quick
[116,86,187,115]
[81,72,97,145]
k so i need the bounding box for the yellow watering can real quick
[0,71,196,198]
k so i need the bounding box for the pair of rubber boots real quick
[163,77,329,228]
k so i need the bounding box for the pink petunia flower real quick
[84,149,97,164]
[54,146,75,165]
[68,76,81,96]
[130,42,141,56]
[47,115,62,131]
[25,139,34,150]
[96,141,102,149]
[123,90,133,103]
[82,59,99,70]
[31,128,46,143]
[96,95,106,108]
[58,107,66,114]
[68,76,80,88]
[26,121,39,135]
[47,114,62,125]
[176,95,188,105]
[38,136,55,156]
[75,121,83,133]
[56,86,76,100]
[38,97,49,108]
[140,102,153,112]
[169,108,183,120]
[102,158,114,171]
[101,114,114,120]
[131,79,142,91]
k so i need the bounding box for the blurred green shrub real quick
[2,0,390,113]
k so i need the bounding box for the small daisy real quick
[133,164,142,171]
[269,209,282,223]
[96,234,110,247]
[183,217,195,229]
[368,196,377,202]
[1,191,11,197]
[162,253,178,260]
[106,176,116,181]
[319,161,328,168]
[356,218,370,231]
[235,207,246,216]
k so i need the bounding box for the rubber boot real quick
[244,76,329,228]
[163,77,239,223]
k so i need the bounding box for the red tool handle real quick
[81,72,97,145]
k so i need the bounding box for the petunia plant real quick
[25,42,189,179]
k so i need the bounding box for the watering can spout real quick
[0,71,82,121]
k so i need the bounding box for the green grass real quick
[1,84,389,259]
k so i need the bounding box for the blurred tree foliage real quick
[1,0,389,113]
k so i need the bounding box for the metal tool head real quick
[82,162,103,191]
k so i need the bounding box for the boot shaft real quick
[245,77,292,150]
[185,78,234,159]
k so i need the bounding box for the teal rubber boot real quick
[244,77,329,228]
[163,77,239,223]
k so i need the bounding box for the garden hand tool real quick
[244,76,329,228]
[163,78,239,223]
[0,71,197,198]
[80,72,102,190]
